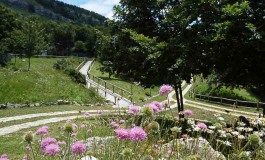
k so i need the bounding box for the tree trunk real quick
[174,84,181,113]
[178,82,184,111]
[28,56,31,71]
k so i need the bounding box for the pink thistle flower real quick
[159,84,173,95]
[71,141,86,155]
[57,141,66,146]
[128,105,140,116]
[115,128,130,140]
[36,126,49,135]
[97,110,103,114]
[0,154,8,160]
[119,119,125,124]
[85,111,90,117]
[45,144,60,156]
[80,124,87,128]
[25,146,32,152]
[41,137,57,150]
[146,103,160,114]
[183,109,193,116]
[110,121,119,128]
[152,101,163,110]
[70,133,77,137]
[167,149,173,156]
[197,122,207,130]
[22,155,29,160]
[129,127,147,141]
[87,129,93,134]
[72,123,78,129]
[66,119,72,123]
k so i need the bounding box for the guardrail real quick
[87,72,133,101]
[189,90,265,111]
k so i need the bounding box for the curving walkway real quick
[79,61,132,108]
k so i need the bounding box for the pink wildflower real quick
[85,111,90,117]
[159,84,173,95]
[129,127,147,141]
[45,144,60,156]
[110,121,119,128]
[87,129,93,134]
[22,155,29,160]
[72,123,78,129]
[80,124,87,128]
[0,154,8,160]
[128,105,140,116]
[71,141,86,155]
[152,101,163,110]
[183,109,193,116]
[147,103,160,114]
[115,128,130,140]
[97,110,103,114]
[197,122,207,130]
[66,118,72,123]
[41,137,57,150]
[119,119,125,124]
[36,126,49,135]
[57,141,66,146]
[70,133,77,137]
[25,146,32,152]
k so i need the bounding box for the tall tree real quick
[22,16,47,70]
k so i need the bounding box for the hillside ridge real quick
[0,0,107,26]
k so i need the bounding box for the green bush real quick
[53,59,71,70]
[65,68,86,85]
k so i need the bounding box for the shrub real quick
[53,59,71,70]
[65,68,86,85]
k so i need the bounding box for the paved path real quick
[79,61,132,108]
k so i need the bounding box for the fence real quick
[189,90,265,111]
[87,72,133,101]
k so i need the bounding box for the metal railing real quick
[87,72,133,101]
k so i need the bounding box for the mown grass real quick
[0,118,113,159]
[160,105,236,123]
[0,57,103,104]
[89,61,160,102]
[0,105,112,118]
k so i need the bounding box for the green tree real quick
[22,16,48,70]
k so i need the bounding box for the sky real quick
[58,0,119,19]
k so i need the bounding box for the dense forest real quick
[0,0,107,26]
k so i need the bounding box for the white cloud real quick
[80,0,119,19]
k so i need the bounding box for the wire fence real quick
[189,89,265,111]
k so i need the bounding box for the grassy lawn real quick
[89,61,160,102]
[0,118,113,159]
[0,105,113,118]
[160,105,236,123]
[0,57,103,104]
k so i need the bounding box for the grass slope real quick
[0,57,103,104]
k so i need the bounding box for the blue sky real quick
[58,0,119,19]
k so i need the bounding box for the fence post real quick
[257,102,260,111]
[235,99,238,108]
[208,95,210,101]
[121,89,123,98]
[104,82,107,97]
[113,85,115,93]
